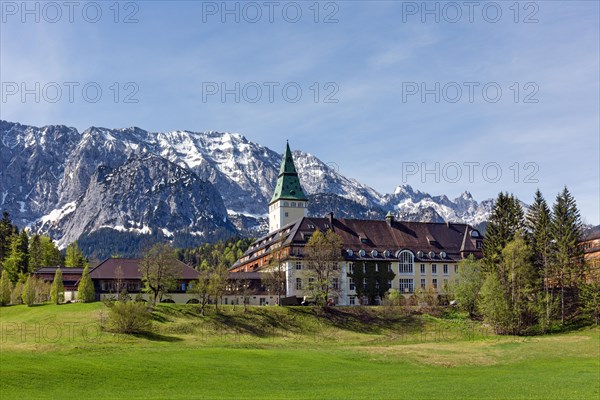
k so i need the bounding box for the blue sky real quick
[1,1,598,224]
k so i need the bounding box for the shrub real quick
[0,270,11,306]
[22,275,37,306]
[106,301,152,334]
[11,282,23,305]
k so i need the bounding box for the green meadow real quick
[1,303,598,399]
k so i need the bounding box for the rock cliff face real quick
[1,120,499,252]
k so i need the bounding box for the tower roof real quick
[270,142,308,204]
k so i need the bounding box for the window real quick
[443,278,448,287]
[349,296,356,305]
[399,278,414,293]
[260,298,266,306]
[387,264,392,272]
[349,278,355,291]
[432,278,438,289]
[454,265,459,273]
[332,278,339,290]
[388,280,392,289]
[398,250,414,274]
[284,212,289,217]
[295,261,302,270]
[375,264,379,272]
[477,241,483,249]
[443,264,448,275]
[296,278,302,290]
[291,202,296,207]
[420,264,425,274]
[308,277,315,289]
[283,201,289,206]
[432,264,437,274]
[348,263,354,274]
[420,278,426,289]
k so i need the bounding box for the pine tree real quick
[50,268,64,304]
[0,269,11,306]
[78,265,95,302]
[40,236,64,266]
[29,234,43,271]
[525,189,555,330]
[65,241,87,267]
[4,232,30,283]
[0,211,16,263]
[482,192,525,272]
[551,186,584,324]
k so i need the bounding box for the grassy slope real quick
[0,303,598,400]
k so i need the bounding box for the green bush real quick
[106,301,152,334]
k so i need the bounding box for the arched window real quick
[398,250,414,274]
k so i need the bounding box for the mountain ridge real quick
[1,120,499,253]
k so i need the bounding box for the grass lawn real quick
[1,303,598,399]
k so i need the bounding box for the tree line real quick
[450,187,599,334]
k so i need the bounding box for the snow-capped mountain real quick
[381,185,494,226]
[1,120,498,254]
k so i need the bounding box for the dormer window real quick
[291,202,296,207]
[471,230,480,238]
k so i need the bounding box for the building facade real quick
[231,144,484,305]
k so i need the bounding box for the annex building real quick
[231,143,484,305]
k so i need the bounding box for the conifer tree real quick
[4,232,30,283]
[65,241,87,267]
[482,192,525,272]
[0,211,16,263]
[551,186,584,324]
[29,234,43,271]
[78,265,95,302]
[40,236,63,266]
[0,269,11,306]
[525,189,555,329]
[50,268,64,304]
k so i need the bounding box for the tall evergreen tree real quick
[525,189,555,329]
[77,265,95,302]
[482,192,525,271]
[40,236,64,266]
[29,234,43,271]
[0,269,11,306]
[50,268,65,304]
[551,186,584,324]
[0,211,16,263]
[4,232,30,283]
[65,241,87,267]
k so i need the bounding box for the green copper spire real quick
[270,142,308,204]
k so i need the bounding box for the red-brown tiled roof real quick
[233,215,483,269]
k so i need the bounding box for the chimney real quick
[385,211,394,226]
[328,212,334,228]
